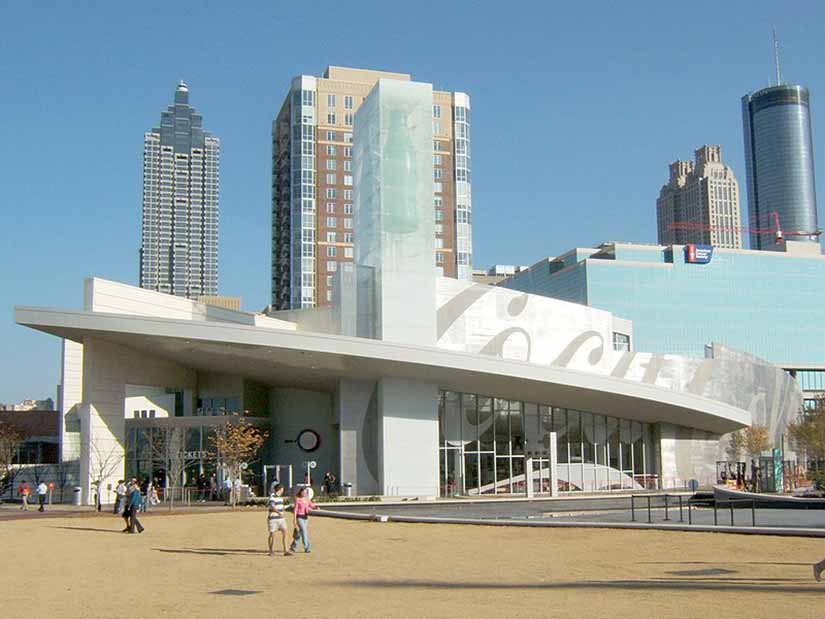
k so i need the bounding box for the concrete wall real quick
[268,388,338,492]
[78,337,196,504]
[377,378,439,497]
[336,379,379,495]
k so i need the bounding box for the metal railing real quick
[630,493,685,523]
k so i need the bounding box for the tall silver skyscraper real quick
[140,82,220,297]
[742,84,818,249]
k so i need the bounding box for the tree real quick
[788,401,825,463]
[54,461,72,503]
[144,426,200,510]
[209,416,268,507]
[743,424,771,459]
[0,421,22,499]
[89,439,123,509]
[726,430,745,461]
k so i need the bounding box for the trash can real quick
[343,482,353,498]
[72,486,82,506]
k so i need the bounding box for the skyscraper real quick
[656,145,742,249]
[742,84,818,249]
[271,66,472,310]
[140,82,220,298]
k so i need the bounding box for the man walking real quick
[267,484,290,556]
[36,481,48,512]
[127,480,144,534]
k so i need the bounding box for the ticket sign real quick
[685,244,713,264]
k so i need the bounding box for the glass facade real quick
[503,243,825,367]
[438,390,658,496]
[742,85,818,249]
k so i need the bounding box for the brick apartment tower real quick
[271,66,472,309]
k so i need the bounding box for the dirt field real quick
[1,508,822,618]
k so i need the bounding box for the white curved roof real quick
[15,306,750,434]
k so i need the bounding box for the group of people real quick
[266,483,318,556]
[16,480,49,512]
[115,478,145,534]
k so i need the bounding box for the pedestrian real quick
[127,480,144,534]
[197,474,207,502]
[17,480,30,511]
[114,480,127,515]
[267,484,290,557]
[289,486,318,554]
[140,478,150,512]
[36,481,48,512]
[209,473,217,501]
[222,477,232,505]
[322,472,332,496]
[121,478,135,532]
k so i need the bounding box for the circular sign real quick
[309,460,317,469]
[296,429,321,452]
[240,462,248,470]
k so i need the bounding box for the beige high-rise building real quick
[271,66,472,309]
[656,145,742,249]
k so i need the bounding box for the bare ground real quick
[1,509,823,618]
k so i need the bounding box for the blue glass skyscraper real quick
[742,85,819,249]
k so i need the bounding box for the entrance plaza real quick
[0,509,822,618]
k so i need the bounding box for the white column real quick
[377,378,439,497]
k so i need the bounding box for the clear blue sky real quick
[1,1,823,404]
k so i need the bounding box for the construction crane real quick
[668,211,822,243]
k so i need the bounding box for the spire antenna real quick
[773,28,783,86]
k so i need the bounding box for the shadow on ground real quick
[333,577,821,593]
[154,547,268,556]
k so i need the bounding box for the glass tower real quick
[140,82,220,297]
[742,85,818,249]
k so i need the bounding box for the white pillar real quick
[550,432,559,497]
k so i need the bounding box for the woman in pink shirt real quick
[289,487,318,554]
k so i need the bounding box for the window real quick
[326,145,336,156]
[344,160,352,172]
[435,210,443,221]
[326,131,336,141]
[434,182,442,193]
[433,104,441,118]
[344,133,353,143]
[327,94,336,107]
[434,169,443,180]
[344,203,353,214]
[344,247,353,258]
[344,147,352,158]
[327,113,336,124]
[345,113,354,126]
[326,159,336,170]
[327,275,334,287]
[344,232,353,243]
[326,188,337,198]
[326,202,336,214]
[344,189,353,200]
[436,252,444,264]
[435,238,444,249]
[344,175,353,186]
[344,218,353,229]
[613,332,631,352]
[326,231,337,243]
[435,224,443,234]
[326,217,337,227]
[434,196,443,207]
[432,121,441,134]
[327,246,337,257]
[433,140,440,151]
[326,173,336,185]
[434,154,442,165]
[302,90,314,106]
[326,261,337,271]
[344,95,353,109]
